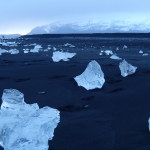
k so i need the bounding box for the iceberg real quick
[0,89,60,150]
[119,60,137,77]
[74,60,105,90]
[52,51,76,62]
[110,54,122,60]
[30,45,42,53]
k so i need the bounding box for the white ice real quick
[110,54,122,60]
[0,89,60,150]
[30,45,42,53]
[64,43,75,48]
[74,60,105,90]
[123,45,128,49]
[119,60,137,77]
[0,48,8,55]
[139,50,143,54]
[52,51,76,62]
[142,53,148,56]
[8,49,19,55]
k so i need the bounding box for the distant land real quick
[21,33,150,39]
[0,34,21,39]
[28,22,150,35]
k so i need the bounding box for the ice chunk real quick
[0,48,8,55]
[142,53,148,56]
[74,60,105,90]
[30,45,42,53]
[119,60,137,77]
[8,49,19,55]
[104,50,113,55]
[123,45,128,49]
[53,47,57,51]
[116,47,119,51]
[64,43,75,48]
[110,54,122,60]
[52,51,76,62]
[0,89,60,150]
[139,50,143,54]
[99,50,113,56]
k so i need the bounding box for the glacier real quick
[52,51,76,62]
[28,21,150,35]
[119,60,137,77]
[0,89,60,150]
[74,60,105,90]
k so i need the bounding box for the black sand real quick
[0,35,150,150]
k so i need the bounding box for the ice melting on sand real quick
[99,50,113,56]
[139,50,143,54]
[0,89,60,150]
[30,45,42,53]
[104,50,113,55]
[9,49,19,55]
[110,54,122,60]
[0,48,8,55]
[74,60,105,90]
[52,51,76,62]
[123,45,128,49]
[119,60,137,77]
[142,53,148,56]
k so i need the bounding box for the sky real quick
[0,0,150,34]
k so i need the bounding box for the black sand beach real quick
[0,34,150,150]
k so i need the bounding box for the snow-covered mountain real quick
[28,21,150,35]
[0,34,21,39]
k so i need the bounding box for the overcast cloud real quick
[0,0,150,34]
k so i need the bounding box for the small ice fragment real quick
[116,47,119,51]
[0,89,60,150]
[64,43,75,47]
[74,60,105,90]
[24,50,29,54]
[99,52,103,56]
[139,50,143,54]
[110,54,122,60]
[119,60,137,77]
[142,53,148,56]
[38,91,46,95]
[30,45,42,53]
[104,50,113,55]
[9,49,19,54]
[123,45,128,49]
[52,51,76,62]
[53,47,57,51]
[0,48,8,55]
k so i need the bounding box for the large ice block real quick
[0,89,60,150]
[74,60,105,90]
